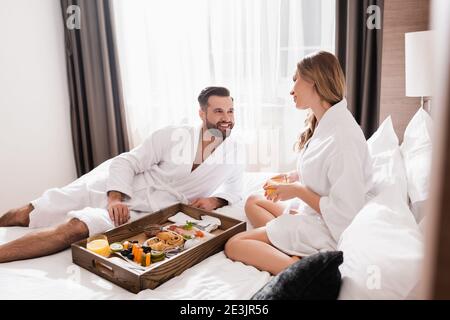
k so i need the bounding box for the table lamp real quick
[405,30,434,110]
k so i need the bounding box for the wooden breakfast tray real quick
[71,203,246,293]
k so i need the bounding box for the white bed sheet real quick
[0,170,274,300]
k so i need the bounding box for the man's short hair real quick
[198,86,232,111]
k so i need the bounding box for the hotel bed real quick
[0,170,274,300]
[0,108,431,299]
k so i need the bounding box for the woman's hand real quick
[287,171,300,183]
[264,182,303,202]
[263,171,299,189]
[263,173,286,189]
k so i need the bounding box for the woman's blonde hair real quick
[295,51,346,151]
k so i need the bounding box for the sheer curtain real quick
[113,0,335,171]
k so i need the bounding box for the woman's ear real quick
[311,82,321,99]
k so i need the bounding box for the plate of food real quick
[164,222,214,249]
[144,230,185,251]
[111,239,168,269]
[106,219,218,272]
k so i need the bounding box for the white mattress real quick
[0,171,274,300]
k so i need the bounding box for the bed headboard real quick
[379,0,431,141]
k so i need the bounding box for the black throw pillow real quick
[251,251,343,300]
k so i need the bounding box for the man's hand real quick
[107,191,130,227]
[190,197,227,211]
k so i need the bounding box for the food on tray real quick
[195,230,204,238]
[119,243,152,267]
[86,235,111,257]
[149,242,165,251]
[144,224,164,238]
[121,249,133,259]
[132,243,139,257]
[110,242,124,253]
[163,222,212,250]
[110,216,217,269]
[119,243,164,266]
[150,250,165,263]
[145,253,151,266]
[140,251,150,267]
[184,221,194,230]
[146,230,185,251]
[167,224,204,240]
[134,248,144,264]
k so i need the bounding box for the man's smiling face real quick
[200,95,235,139]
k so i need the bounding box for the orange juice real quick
[265,176,288,197]
[86,235,110,257]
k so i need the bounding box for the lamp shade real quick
[405,31,434,97]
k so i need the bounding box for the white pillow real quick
[410,200,428,223]
[367,117,408,201]
[400,108,433,222]
[418,215,428,234]
[337,185,423,300]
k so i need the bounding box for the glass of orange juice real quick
[265,175,288,197]
[86,234,111,258]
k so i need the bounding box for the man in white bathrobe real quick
[0,86,244,263]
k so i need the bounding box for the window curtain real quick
[113,0,335,172]
[114,0,335,171]
[60,0,129,176]
[335,0,384,138]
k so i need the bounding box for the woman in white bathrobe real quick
[225,51,373,275]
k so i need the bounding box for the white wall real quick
[0,0,77,214]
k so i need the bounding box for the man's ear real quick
[199,108,206,121]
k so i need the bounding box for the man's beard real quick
[205,119,234,140]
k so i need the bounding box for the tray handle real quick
[92,259,115,278]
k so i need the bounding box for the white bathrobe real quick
[266,99,373,257]
[30,125,244,235]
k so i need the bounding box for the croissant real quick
[156,231,172,241]
[146,230,185,252]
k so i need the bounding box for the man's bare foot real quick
[0,204,33,227]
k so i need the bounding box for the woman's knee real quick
[225,236,242,260]
[245,194,264,207]
[225,230,250,258]
[245,194,264,214]
[227,230,247,244]
[225,228,268,260]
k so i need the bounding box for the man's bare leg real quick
[0,203,33,227]
[0,218,89,263]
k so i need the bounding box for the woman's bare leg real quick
[0,203,33,227]
[225,227,300,275]
[0,218,89,263]
[245,195,286,228]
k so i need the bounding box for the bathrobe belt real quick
[144,171,189,206]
